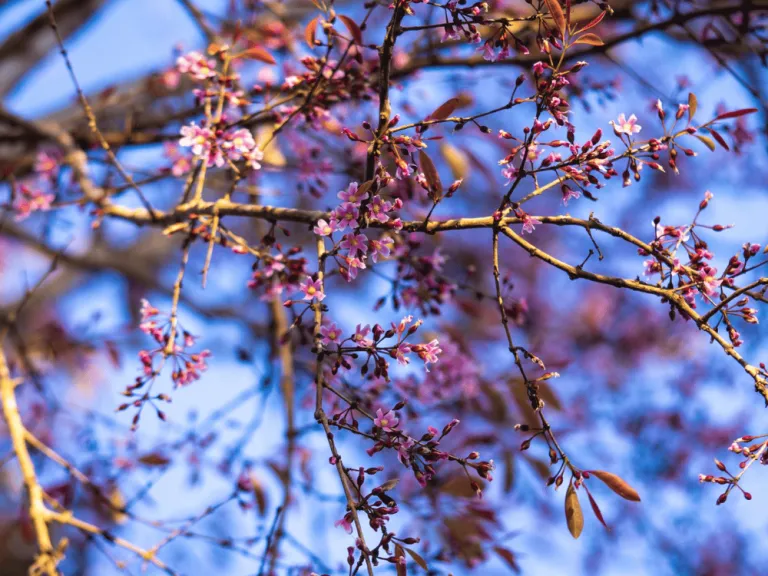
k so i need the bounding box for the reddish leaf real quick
[338,14,362,45]
[708,128,730,151]
[577,10,606,34]
[242,46,276,65]
[544,0,567,38]
[714,108,757,121]
[573,33,604,46]
[493,546,521,573]
[585,486,609,529]
[565,483,584,539]
[588,470,641,502]
[305,16,320,48]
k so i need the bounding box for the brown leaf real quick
[338,14,362,45]
[419,149,442,202]
[250,473,268,516]
[440,474,483,498]
[493,546,521,573]
[305,16,320,48]
[503,450,515,493]
[588,470,641,501]
[242,45,276,65]
[405,548,428,570]
[565,483,584,539]
[429,97,461,121]
[573,32,604,46]
[544,0,567,39]
[138,452,171,467]
[688,92,697,123]
[395,544,407,576]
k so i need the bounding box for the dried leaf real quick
[573,32,604,46]
[305,16,320,48]
[714,108,757,121]
[378,477,399,492]
[695,134,715,152]
[138,452,171,467]
[565,483,584,539]
[493,546,521,573]
[588,470,641,501]
[440,142,469,180]
[544,0,567,38]
[405,548,428,570]
[242,45,276,65]
[708,127,730,151]
[503,450,515,493]
[395,544,407,576]
[250,473,268,516]
[440,474,483,498]
[429,97,461,121]
[419,149,442,202]
[338,14,362,45]
[108,486,128,525]
[688,92,697,123]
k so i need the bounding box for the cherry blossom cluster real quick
[320,315,442,378]
[312,181,399,282]
[117,299,211,429]
[699,433,768,505]
[640,191,763,346]
[6,150,58,221]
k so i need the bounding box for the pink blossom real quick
[368,195,392,223]
[479,42,497,62]
[313,219,335,236]
[353,324,372,347]
[395,343,412,366]
[610,113,642,136]
[340,232,369,257]
[320,322,341,347]
[415,339,442,370]
[532,61,547,75]
[337,182,368,205]
[179,123,212,156]
[369,236,393,263]
[501,164,519,185]
[521,214,541,235]
[374,408,399,432]
[176,51,217,80]
[222,128,256,160]
[298,278,325,301]
[13,186,55,221]
[334,517,353,534]
[561,185,581,205]
[332,203,359,231]
[342,256,367,281]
